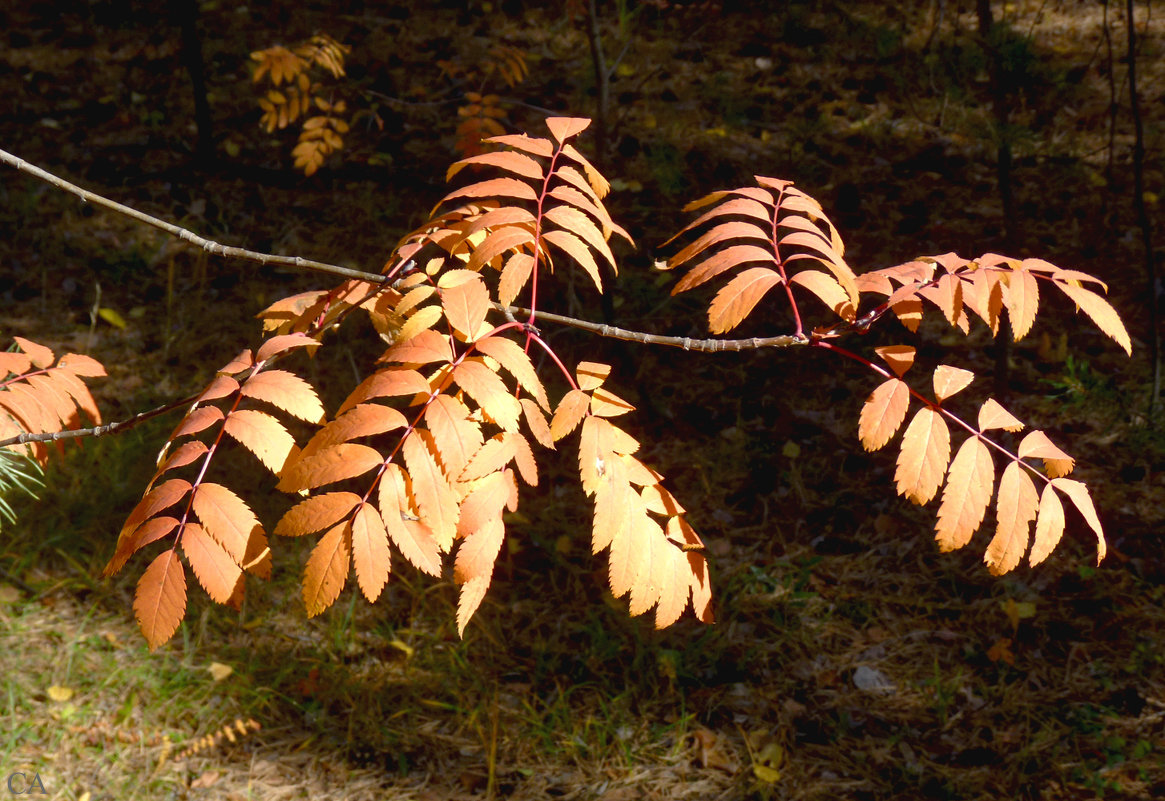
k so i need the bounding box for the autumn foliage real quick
[1,118,1130,650]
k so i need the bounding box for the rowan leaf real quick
[181,522,243,604]
[520,397,554,448]
[460,434,518,483]
[351,502,391,602]
[789,269,855,320]
[401,430,459,551]
[894,407,951,505]
[456,471,510,539]
[134,548,187,651]
[170,406,225,440]
[255,332,320,362]
[378,463,443,575]
[338,368,431,414]
[934,437,994,552]
[1017,430,1074,474]
[440,273,491,340]
[673,245,775,293]
[455,518,505,635]
[303,522,351,617]
[1029,484,1065,567]
[858,378,910,451]
[551,389,590,441]
[545,116,590,144]
[442,177,538,205]
[239,369,325,423]
[1055,282,1131,355]
[978,398,1024,432]
[275,491,362,537]
[302,404,407,458]
[197,375,241,403]
[1050,478,1106,564]
[707,267,785,333]
[453,359,522,431]
[381,329,452,365]
[447,150,545,182]
[1003,266,1040,341]
[592,452,632,553]
[932,365,974,402]
[13,337,53,368]
[104,515,178,578]
[473,336,551,411]
[498,252,535,306]
[985,462,1039,575]
[397,305,446,350]
[276,443,383,492]
[590,387,635,418]
[874,345,916,378]
[56,352,106,377]
[543,228,603,292]
[576,362,611,391]
[117,478,192,545]
[191,482,261,563]
[223,410,299,475]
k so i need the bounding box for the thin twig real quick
[0,147,385,286]
[0,393,200,449]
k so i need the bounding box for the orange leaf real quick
[894,407,951,505]
[1029,484,1065,567]
[401,430,459,550]
[337,368,431,415]
[191,482,261,562]
[197,375,241,403]
[302,403,407,458]
[918,273,964,327]
[461,433,518,483]
[134,548,187,651]
[275,492,362,537]
[790,269,855,320]
[932,365,974,402]
[934,437,994,552]
[447,150,544,182]
[1050,478,1106,564]
[453,359,522,431]
[0,351,32,376]
[542,228,603,292]
[1055,282,1131,355]
[457,471,510,539]
[57,352,106,377]
[256,332,320,363]
[510,431,537,486]
[670,221,769,268]
[440,273,491,339]
[303,522,351,617]
[181,522,243,603]
[545,206,617,270]
[351,503,391,602]
[454,519,504,636]
[117,478,192,544]
[276,443,384,492]
[858,378,909,451]
[170,406,224,440]
[707,267,785,334]
[464,226,535,273]
[484,133,554,158]
[498,252,535,306]
[1017,430,1074,473]
[223,409,299,475]
[1003,266,1040,341]
[442,177,537,205]
[520,397,554,449]
[474,336,551,411]
[590,387,635,418]
[978,398,1024,432]
[545,116,591,144]
[378,463,443,575]
[104,516,179,578]
[552,390,590,440]
[576,362,611,391]
[13,337,54,368]
[592,453,632,553]
[239,370,325,423]
[985,462,1039,575]
[874,345,916,378]
[424,394,484,478]
[673,245,774,293]
[383,328,453,365]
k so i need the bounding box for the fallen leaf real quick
[207,662,233,682]
[47,685,74,702]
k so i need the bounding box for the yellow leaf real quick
[98,307,127,329]
[207,662,233,682]
[48,685,75,702]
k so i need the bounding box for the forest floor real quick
[1,1,1164,799]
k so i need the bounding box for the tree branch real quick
[0,393,199,449]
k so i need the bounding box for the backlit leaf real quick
[378,463,443,575]
[303,522,350,617]
[1003,266,1040,341]
[440,273,491,339]
[934,437,994,552]
[275,492,361,537]
[276,443,384,492]
[1055,282,1131,355]
[545,116,590,144]
[1029,484,1065,567]
[543,228,603,292]
[401,430,459,550]
[932,365,974,402]
[134,548,187,650]
[1050,478,1106,564]
[707,267,785,333]
[790,269,855,320]
[473,336,551,411]
[223,410,299,475]
[239,370,325,423]
[894,407,950,505]
[191,482,261,562]
[181,522,242,603]
[985,462,1039,575]
[858,378,909,451]
[351,503,391,602]
[442,177,538,205]
[453,359,522,431]
[673,245,775,293]
[256,332,320,363]
[978,398,1024,432]
[874,345,915,378]
[302,403,407,457]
